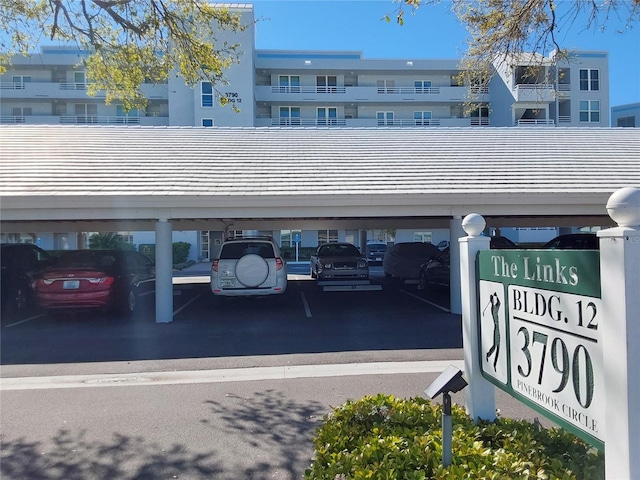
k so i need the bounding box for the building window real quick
[11,75,31,88]
[414,80,432,93]
[318,230,338,244]
[316,76,337,93]
[414,232,432,243]
[317,107,337,125]
[579,100,600,123]
[73,71,87,90]
[202,82,213,107]
[377,111,394,126]
[202,118,214,127]
[579,69,599,91]
[616,116,636,127]
[279,75,300,93]
[11,107,31,123]
[470,105,489,126]
[414,111,432,125]
[279,106,301,125]
[377,80,395,94]
[75,103,98,123]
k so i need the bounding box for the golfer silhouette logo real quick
[484,293,501,371]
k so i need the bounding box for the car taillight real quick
[212,260,219,272]
[275,257,284,271]
[88,277,114,285]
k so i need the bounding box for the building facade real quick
[0,4,613,257]
[611,103,640,127]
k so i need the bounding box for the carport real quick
[1,125,639,321]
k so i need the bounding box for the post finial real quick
[462,213,486,236]
[606,187,640,227]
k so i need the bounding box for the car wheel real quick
[418,269,428,291]
[120,288,137,315]
[235,254,269,287]
[6,281,29,316]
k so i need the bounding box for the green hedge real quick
[305,394,604,479]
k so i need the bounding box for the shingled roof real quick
[1,125,638,230]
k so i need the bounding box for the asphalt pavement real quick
[1,263,556,480]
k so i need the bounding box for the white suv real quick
[211,236,287,296]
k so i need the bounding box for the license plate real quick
[63,280,80,289]
[375,257,382,261]
[221,279,234,288]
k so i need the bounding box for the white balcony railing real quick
[59,115,140,125]
[271,86,346,94]
[513,84,555,102]
[516,119,555,126]
[263,117,488,127]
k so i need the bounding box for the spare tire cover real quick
[235,254,269,287]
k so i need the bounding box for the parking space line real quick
[401,290,451,313]
[4,313,45,328]
[173,293,203,316]
[300,291,312,318]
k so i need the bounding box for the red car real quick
[33,250,155,314]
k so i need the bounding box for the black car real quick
[542,233,599,250]
[1,243,54,316]
[418,236,518,291]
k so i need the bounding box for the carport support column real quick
[449,216,465,314]
[155,219,173,324]
[598,187,640,480]
[459,214,495,422]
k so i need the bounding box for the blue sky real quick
[250,0,640,108]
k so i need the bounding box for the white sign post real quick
[598,187,640,480]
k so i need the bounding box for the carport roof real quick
[1,125,639,231]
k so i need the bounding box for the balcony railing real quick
[513,84,555,102]
[59,115,140,125]
[271,86,347,94]
[516,119,555,126]
[261,117,487,127]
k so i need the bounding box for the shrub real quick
[172,242,191,264]
[304,394,604,480]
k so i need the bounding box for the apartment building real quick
[0,4,612,255]
[1,4,610,128]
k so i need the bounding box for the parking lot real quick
[1,267,460,367]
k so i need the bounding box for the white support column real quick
[155,219,173,324]
[459,213,496,422]
[449,216,465,314]
[598,187,640,480]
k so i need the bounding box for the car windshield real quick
[319,244,359,257]
[57,251,116,268]
[220,242,275,259]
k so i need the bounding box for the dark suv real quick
[1,243,54,315]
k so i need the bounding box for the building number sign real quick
[477,249,603,449]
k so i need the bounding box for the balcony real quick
[254,85,473,103]
[0,81,168,100]
[0,115,169,126]
[513,84,555,103]
[254,117,486,128]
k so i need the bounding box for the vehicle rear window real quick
[318,244,359,257]
[57,251,116,268]
[220,242,275,259]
